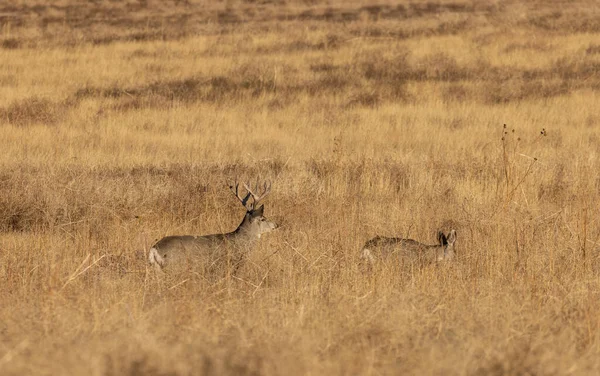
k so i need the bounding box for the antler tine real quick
[229,179,252,209]
[256,177,261,198]
[262,180,272,198]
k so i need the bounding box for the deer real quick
[360,230,456,266]
[148,180,278,273]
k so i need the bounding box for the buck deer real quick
[148,180,278,273]
[361,230,456,265]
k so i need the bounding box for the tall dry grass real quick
[1,0,600,375]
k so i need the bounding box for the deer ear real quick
[447,230,457,245]
[438,231,447,246]
[254,204,264,216]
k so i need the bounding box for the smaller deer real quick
[360,230,456,265]
[148,180,278,273]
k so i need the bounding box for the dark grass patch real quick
[75,68,282,110]
[217,8,243,24]
[287,2,483,23]
[75,78,218,107]
[553,57,600,80]
[526,10,600,33]
[108,96,173,112]
[503,41,552,54]
[74,86,132,99]
[233,64,278,96]
[0,97,70,126]
[345,92,381,108]
[260,34,344,53]
[309,63,340,73]
[473,341,556,376]
[357,50,413,83]
[358,5,406,20]
[586,44,600,55]
[148,77,209,102]
[90,30,175,46]
[483,79,572,104]
[349,14,473,40]
[434,18,472,36]
[354,26,410,39]
[416,52,470,81]
[442,84,469,103]
[1,38,21,49]
[306,70,353,95]
[350,50,434,101]
[408,1,474,16]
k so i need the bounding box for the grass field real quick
[1,0,600,374]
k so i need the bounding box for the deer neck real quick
[233,213,260,240]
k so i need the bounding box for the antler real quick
[228,180,252,209]
[228,179,272,210]
[243,180,272,209]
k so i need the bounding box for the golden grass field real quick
[1,0,600,374]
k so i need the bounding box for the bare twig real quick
[61,254,106,290]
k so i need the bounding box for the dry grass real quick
[1,0,600,375]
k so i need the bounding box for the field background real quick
[1,0,600,374]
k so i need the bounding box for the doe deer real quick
[148,180,278,273]
[360,230,456,266]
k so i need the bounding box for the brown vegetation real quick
[1,0,600,375]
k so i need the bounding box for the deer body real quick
[148,181,277,272]
[361,230,456,265]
